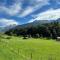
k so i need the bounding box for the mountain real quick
[0,19,60,33]
[15,20,55,29]
[4,19,60,37]
[57,18,60,22]
[0,24,17,32]
[0,20,52,33]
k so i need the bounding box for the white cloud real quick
[0,0,50,17]
[0,1,22,16]
[19,7,34,17]
[18,0,49,17]
[0,19,19,27]
[28,19,35,23]
[28,9,60,23]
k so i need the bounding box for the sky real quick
[0,0,60,27]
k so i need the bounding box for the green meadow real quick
[0,35,60,60]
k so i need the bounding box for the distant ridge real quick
[0,24,17,32]
[0,18,60,32]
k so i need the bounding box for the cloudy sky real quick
[0,0,60,26]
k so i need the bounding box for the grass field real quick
[0,35,60,60]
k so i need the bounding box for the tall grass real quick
[0,35,60,60]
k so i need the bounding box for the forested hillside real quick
[5,19,60,39]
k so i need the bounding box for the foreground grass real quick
[0,36,60,60]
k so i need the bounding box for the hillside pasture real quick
[0,36,60,60]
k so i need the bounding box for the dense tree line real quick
[5,20,60,39]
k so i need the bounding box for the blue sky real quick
[0,0,60,26]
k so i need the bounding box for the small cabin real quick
[56,37,60,41]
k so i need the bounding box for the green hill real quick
[0,36,60,60]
